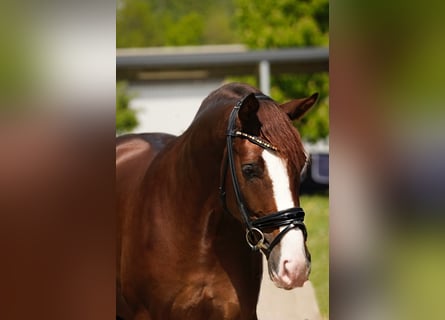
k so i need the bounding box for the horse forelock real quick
[257,101,307,176]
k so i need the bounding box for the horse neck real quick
[165,126,262,264]
[158,120,225,218]
[152,108,263,292]
[191,132,224,166]
[176,116,226,195]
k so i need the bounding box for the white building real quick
[117,45,328,135]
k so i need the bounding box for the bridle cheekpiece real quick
[219,93,308,257]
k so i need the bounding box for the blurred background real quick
[330,1,445,319]
[2,0,445,319]
[116,1,329,318]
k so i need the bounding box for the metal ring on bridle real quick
[245,227,265,250]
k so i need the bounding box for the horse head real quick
[220,88,318,290]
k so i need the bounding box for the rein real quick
[219,93,307,257]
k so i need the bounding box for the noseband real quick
[219,93,308,257]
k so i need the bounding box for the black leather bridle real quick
[219,93,308,257]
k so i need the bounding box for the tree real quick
[116,0,159,47]
[116,81,138,134]
[233,0,329,142]
[116,0,238,48]
[116,0,329,141]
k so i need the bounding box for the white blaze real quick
[262,150,295,211]
[262,149,308,288]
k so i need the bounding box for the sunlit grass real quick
[388,230,445,320]
[301,194,329,318]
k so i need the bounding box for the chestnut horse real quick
[116,83,318,320]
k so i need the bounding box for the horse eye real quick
[242,163,261,179]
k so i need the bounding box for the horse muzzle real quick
[267,228,311,289]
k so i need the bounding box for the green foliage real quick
[116,0,329,141]
[272,73,329,142]
[116,0,238,47]
[164,12,204,46]
[116,81,138,134]
[203,6,240,44]
[233,0,329,142]
[116,0,158,47]
[0,5,40,106]
[234,0,328,48]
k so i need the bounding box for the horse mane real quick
[194,82,262,118]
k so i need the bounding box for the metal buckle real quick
[245,227,266,251]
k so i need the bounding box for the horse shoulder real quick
[116,133,177,205]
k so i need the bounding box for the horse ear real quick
[238,93,261,135]
[280,93,319,120]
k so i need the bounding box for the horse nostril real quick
[282,260,291,273]
[282,258,307,275]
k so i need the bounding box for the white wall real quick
[128,80,224,136]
